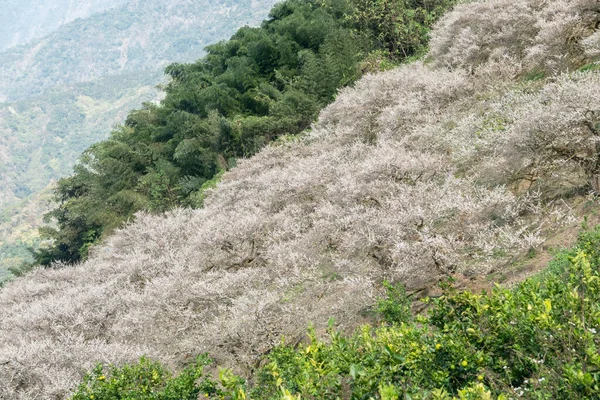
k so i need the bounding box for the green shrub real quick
[249,225,600,399]
[377,281,412,325]
[70,355,218,400]
[187,170,225,208]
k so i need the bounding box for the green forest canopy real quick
[0,0,283,277]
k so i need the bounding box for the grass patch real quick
[522,69,546,82]
[577,61,600,73]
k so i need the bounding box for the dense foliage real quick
[72,225,600,399]
[36,0,455,265]
[71,356,216,400]
[245,227,600,398]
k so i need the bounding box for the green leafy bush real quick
[248,226,600,398]
[71,355,218,400]
[260,233,600,398]
[376,280,412,325]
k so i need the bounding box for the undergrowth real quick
[71,356,216,400]
[72,226,600,399]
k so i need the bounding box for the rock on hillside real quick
[2,0,600,398]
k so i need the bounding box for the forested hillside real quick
[0,0,280,278]
[3,0,600,398]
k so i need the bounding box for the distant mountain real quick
[0,69,163,204]
[0,0,281,208]
[0,0,280,102]
[0,0,280,273]
[0,0,127,52]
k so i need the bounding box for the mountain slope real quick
[0,0,280,274]
[1,0,600,398]
[0,0,281,200]
[30,0,455,268]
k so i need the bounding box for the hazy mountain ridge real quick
[0,0,127,52]
[0,69,163,205]
[2,0,600,398]
[0,0,280,101]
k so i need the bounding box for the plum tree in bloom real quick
[1,0,600,397]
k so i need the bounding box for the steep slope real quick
[31,0,455,268]
[2,0,600,398]
[0,0,280,275]
[0,0,126,52]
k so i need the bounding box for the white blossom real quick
[2,0,600,397]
